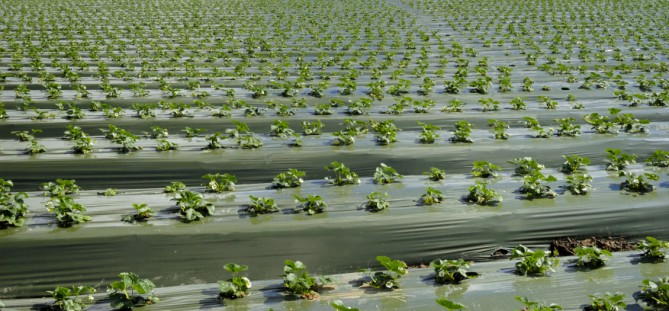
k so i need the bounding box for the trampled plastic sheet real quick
[1,168,668,298]
[3,251,668,310]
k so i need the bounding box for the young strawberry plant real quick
[365,192,390,212]
[121,203,154,223]
[302,120,324,135]
[646,149,669,167]
[282,260,332,299]
[420,187,445,205]
[155,139,179,151]
[510,97,527,110]
[271,169,305,189]
[246,195,280,215]
[638,277,669,310]
[426,167,446,181]
[202,173,236,192]
[488,119,509,140]
[554,118,581,137]
[637,236,669,262]
[584,292,626,311]
[0,190,28,228]
[575,246,612,269]
[173,190,215,222]
[610,108,649,133]
[108,272,159,310]
[218,263,251,300]
[565,173,592,195]
[360,256,408,290]
[584,113,616,134]
[510,245,559,276]
[269,119,296,138]
[478,98,499,111]
[509,157,545,176]
[561,155,590,174]
[46,195,92,227]
[41,179,81,197]
[47,285,96,311]
[325,161,360,185]
[418,122,440,144]
[25,138,47,155]
[12,129,41,141]
[471,161,501,178]
[441,99,465,112]
[515,296,563,311]
[371,120,399,145]
[332,130,356,146]
[164,181,187,193]
[430,259,475,284]
[519,171,558,199]
[373,163,402,184]
[450,120,474,143]
[464,182,502,205]
[294,194,327,215]
[605,148,636,171]
[331,300,361,311]
[619,171,659,193]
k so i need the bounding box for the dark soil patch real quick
[550,236,638,256]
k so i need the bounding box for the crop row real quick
[2,148,667,228]
[4,242,668,310]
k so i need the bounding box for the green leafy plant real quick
[436,297,467,310]
[0,179,29,228]
[426,167,446,181]
[471,161,501,178]
[488,119,509,139]
[418,122,440,144]
[246,195,280,215]
[371,120,399,145]
[365,191,390,212]
[218,263,251,300]
[121,203,154,223]
[646,150,669,167]
[619,171,659,193]
[430,259,475,284]
[269,119,296,138]
[294,194,327,215]
[25,138,47,155]
[510,245,559,276]
[561,155,590,174]
[108,272,159,310]
[638,277,669,309]
[332,130,356,146]
[554,118,581,137]
[509,157,545,176]
[46,196,92,227]
[450,120,474,143]
[515,296,563,311]
[173,190,215,222]
[605,148,637,171]
[302,120,324,135]
[12,129,41,141]
[325,161,360,185]
[164,181,187,193]
[360,256,408,290]
[155,139,179,151]
[420,187,445,205]
[202,173,236,192]
[464,182,502,205]
[565,173,592,195]
[47,285,96,311]
[585,292,626,311]
[373,163,402,184]
[519,171,558,199]
[271,169,305,189]
[282,260,332,299]
[575,246,612,269]
[637,236,669,262]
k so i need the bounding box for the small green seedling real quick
[47,285,96,311]
[173,190,215,222]
[365,192,390,212]
[638,277,669,309]
[325,161,360,185]
[421,187,445,205]
[360,256,408,290]
[515,296,563,311]
[585,292,626,311]
[471,161,501,178]
[202,173,236,192]
[436,297,467,310]
[465,182,502,205]
[122,203,154,223]
[283,260,332,300]
[373,163,403,184]
[108,272,159,310]
[619,171,659,193]
[247,195,280,215]
[46,196,92,227]
[272,169,305,189]
[426,167,446,181]
[637,236,669,262]
[430,259,475,284]
[574,246,612,269]
[218,263,251,300]
[511,245,559,276]
[294,194,327,215]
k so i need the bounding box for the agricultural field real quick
[1,0,668,310]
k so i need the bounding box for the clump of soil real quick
[550,236,638,256]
